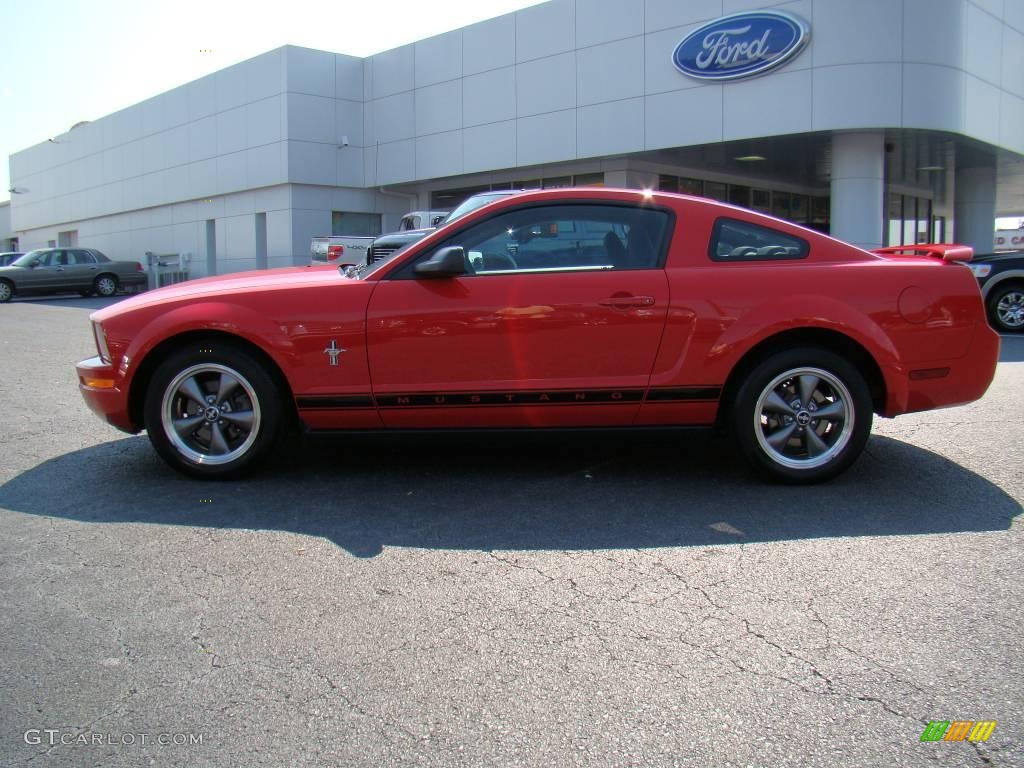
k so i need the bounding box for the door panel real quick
[22,251,65,291]
[65,250,98,289]
[366,269,669,428]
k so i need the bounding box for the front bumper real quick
[76,356,137,433]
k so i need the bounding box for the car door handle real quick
[599,295,655,308]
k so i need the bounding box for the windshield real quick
[444,192,516,224]
[346,192,521,280]
[11,250,48,267]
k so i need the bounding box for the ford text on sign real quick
[672,11,810,81]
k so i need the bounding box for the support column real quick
[830,131,885,250]
[954,165,996,255]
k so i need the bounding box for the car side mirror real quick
[414,246,467,278]
[29,260,40,268]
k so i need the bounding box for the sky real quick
[0,0,546,197]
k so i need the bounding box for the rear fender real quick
[703,295,908,412]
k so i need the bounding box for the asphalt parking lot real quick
[0,295,1021,767]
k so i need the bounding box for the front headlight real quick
[969,264,992,278]
[92,322,111,363]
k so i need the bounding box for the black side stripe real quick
[297,387,721,410]
[646,387,722,402]
[296,395,375,410]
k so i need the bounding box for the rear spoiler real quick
[872,243,973,263]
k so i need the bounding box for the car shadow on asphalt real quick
[0,431,1019,558]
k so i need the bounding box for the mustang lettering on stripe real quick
[296,387,722,410]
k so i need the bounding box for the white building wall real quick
[356,0,1024,186]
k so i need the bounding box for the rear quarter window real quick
[709,218,809,262]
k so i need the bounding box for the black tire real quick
[0,279,13,303]
[94,274,119,297]
[730,347,873,484]
[143,341,290,479]
[986,282,1024,333]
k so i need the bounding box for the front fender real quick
[110,301,298,393]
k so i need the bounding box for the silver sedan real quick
[0,248,147,302]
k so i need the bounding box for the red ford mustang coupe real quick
[76,189,999,483]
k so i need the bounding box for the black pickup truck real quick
[365,190,524,264]
[970,250,1024,332]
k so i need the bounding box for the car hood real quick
[91,265,349,322]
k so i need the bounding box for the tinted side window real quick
[709,218,809,261]
[400,203,671,278]
[72,250,96,264]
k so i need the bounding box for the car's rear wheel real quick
[0,280,12,303]
[731,347,873,484]
[987,282,1024,332]
[143,343,288,478]
[94,274,119,297]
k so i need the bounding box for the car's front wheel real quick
[143,343,289,478]
[987,282,1024,333]
[94,274,119,297]
[0,279,13,303]
[731,348,873,484]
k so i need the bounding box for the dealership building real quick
[6,0,1024,276]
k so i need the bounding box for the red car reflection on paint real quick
[76,188,999,483]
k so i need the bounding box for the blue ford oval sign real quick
[672,11,810,81]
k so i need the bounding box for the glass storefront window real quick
[705,182,728,202]
[728,185,750,207]
[902,196,917,246]
[751,189,771,213]
[887,193,903,246]
[772,192,790,219]
[543,176,572,189]
[679,177,703,195]
[332,211,381,237]
[658,174,678,192]
[790,195,808,221]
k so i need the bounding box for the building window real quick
[332,211,382,237]
[678,177,703,196]
[542,176,573,189]
[704,182,728,202]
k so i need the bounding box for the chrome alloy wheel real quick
[754,367,854,470]
[161,363,261,466]
[995,290,1024,329]
[0,282,11,302]
[95,276,117,296]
